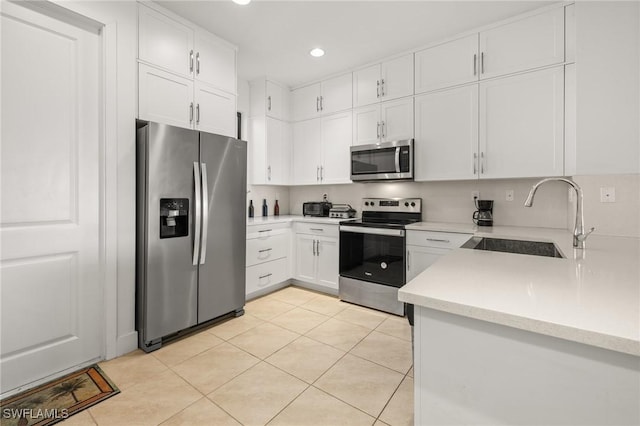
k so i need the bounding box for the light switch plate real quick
[471,190,480,201]
[600,187,616,203]
[505,190,514,202]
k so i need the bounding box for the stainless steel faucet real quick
[524,177,595,249]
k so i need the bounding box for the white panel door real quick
[479,67,564,179]
[295,235,317,283]
[195,82,236,137]
[138,3,193,78]
[479,7,565,79]
[1,2,102,394]
[353,64,381,107]
[352,104,381,146]
[139,63,194,129]
[415,86,478,181]
[292,119,322,185]
[320,111,352,184]
[320,72,352,114]
[291,83,321,121]
[415,34,479,94]
[381,54,414,101]
[194,31,236,94]
[316,237,339,290]
[381,97,414,142]
[266,118,291,185]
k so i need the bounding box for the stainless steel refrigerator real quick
[136,121,246,352]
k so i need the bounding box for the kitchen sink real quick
[461,237,564,258]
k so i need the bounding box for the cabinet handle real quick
[196,52,200,75]
[320,165,324,181]
[376,80,380,98]
[189,50,194,73]
[320,95,323,111]
[377,122,380,139]
[473,54,477,76]
[381,121,386,138]
[316,239,321,256]
[259,273,273,279]
[267,95,272,111]
[473,152,477,175]
[267,165,271,181]
[258,248,272,253]
[258,229,272,233]
[316,166,320,182]
[189,102,194,123]
[312,239,316,256]
[481,52,485,74]
[196,103,200,124]
[381,78,385,97]
[310,228,324,232]
[480,151,485,174]
[316,96,320,112]
[407,250,411,272]
[426,238,450,243]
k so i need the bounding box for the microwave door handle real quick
[395,147,401,173]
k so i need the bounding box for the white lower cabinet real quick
[246,257,289,298]
[406,230,472,281]
[245,224,291,299]
[294,223,339,292]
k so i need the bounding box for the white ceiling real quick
[158,0,553,88]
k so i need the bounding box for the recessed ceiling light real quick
[309,48,325,58]
[232,0,251,5]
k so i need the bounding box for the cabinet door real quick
[320,73,352,114]
[381,54,414,101]
[406,246,450,285]
[266,118,291,185]
[320,111,352,184]
[248,116,266,184]
[415,35,479,94]
[479,7,564,79]
[479,67,564,179]
[195,82,236,137]
[352,104,381,146]
[292,118,322,184]
[194,31,236,94]
[139,63,194,129]
[414,85,478,181]
[295,234,317,282]
[353,64,381,107]
[381,97,414,142]
[138,4,193,78]
[316,237,339,290]
[266,80,285,120]
[291,83,321,121]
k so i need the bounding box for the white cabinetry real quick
[249,116,291,185]
[291,73,352,121]
[246,223,291,299]
[414,7,564,94]
[291,111,352,185]
[137,3,237,137]
[294,223,339,293]
[353,54,413,107]
[250,78,289,120]
[353,97,414,146]
[406,231,471,282]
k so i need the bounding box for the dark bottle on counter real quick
[274,200,280,216]
[262,199,268,217]
[248,200,254,218]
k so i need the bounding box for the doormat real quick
[0,365,119,426]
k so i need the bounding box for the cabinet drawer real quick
[246,233,288,267]
[246,257,289,295]
[294,222,339,238]
[406,231,472,249]
[246,222,290,239]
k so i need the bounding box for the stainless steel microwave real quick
[350,139,414,182]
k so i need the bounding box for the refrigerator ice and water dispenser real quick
[159,198,189,238]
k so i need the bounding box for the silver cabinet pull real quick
[376,80,380,98]
[192,162,201,265]
[316,239,321,255]
[473,152,477,175]
[189,50,194,73]
[189,102,194,123]
[196,103,200,124]
[258,248,272,253]
[199,163,209,264]
[259,273,273,279]
[310,228,324,232]
[473,54,477,76]
[381,121,386,138]
[427,238,450,243]
[319,95,323,111]
[377,122,380,139]
[480,152,485,174]
[320,166,323,181]
[267,95,272,111]
[316,96,320,112]
[381,78,385,97]
[258,229,272,233]
[407,250,411,272]
[316,166,320,182]
[481,52,485,74]
[312,239,316,256]
[267,165,271,181]
[196,51,200,75]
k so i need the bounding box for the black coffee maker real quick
[473,199,494,226]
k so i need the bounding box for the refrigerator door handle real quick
[199,162,209,264]
[192,162,202,266]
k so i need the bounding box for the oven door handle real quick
[340,226,405,237]
[395,147,401,173]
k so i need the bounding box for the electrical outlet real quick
[600,187,616,203]
[471,190,480,201]
[505,190,514,202]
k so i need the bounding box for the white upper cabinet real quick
[250,78,289,120]
[249,117,290,185]
[479,7,565,79]
[138,4,193,78]
[353,104,380,146]
[194,81,237,137]
[292,118,322,184]
[291,73,352,121]
[353,98,413,146]
[479,66,564,179]
[194,31,236,94]
[353,54,414,107]
[415,35,479,94]
[138,63,194,129]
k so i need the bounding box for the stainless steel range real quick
[339,198,421,316]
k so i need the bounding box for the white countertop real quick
[399,223,640,356]
[247,215,346,226]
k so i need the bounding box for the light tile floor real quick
[71,286,414,426]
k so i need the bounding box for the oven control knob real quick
[380,262,388,269]
[411,202,416,207]
[364,202,369,206]
[404,202,409,207]
[370,201,375,206]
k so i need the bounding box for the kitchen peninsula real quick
[399,225,640,425]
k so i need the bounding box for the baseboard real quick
[290,279,338,297]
